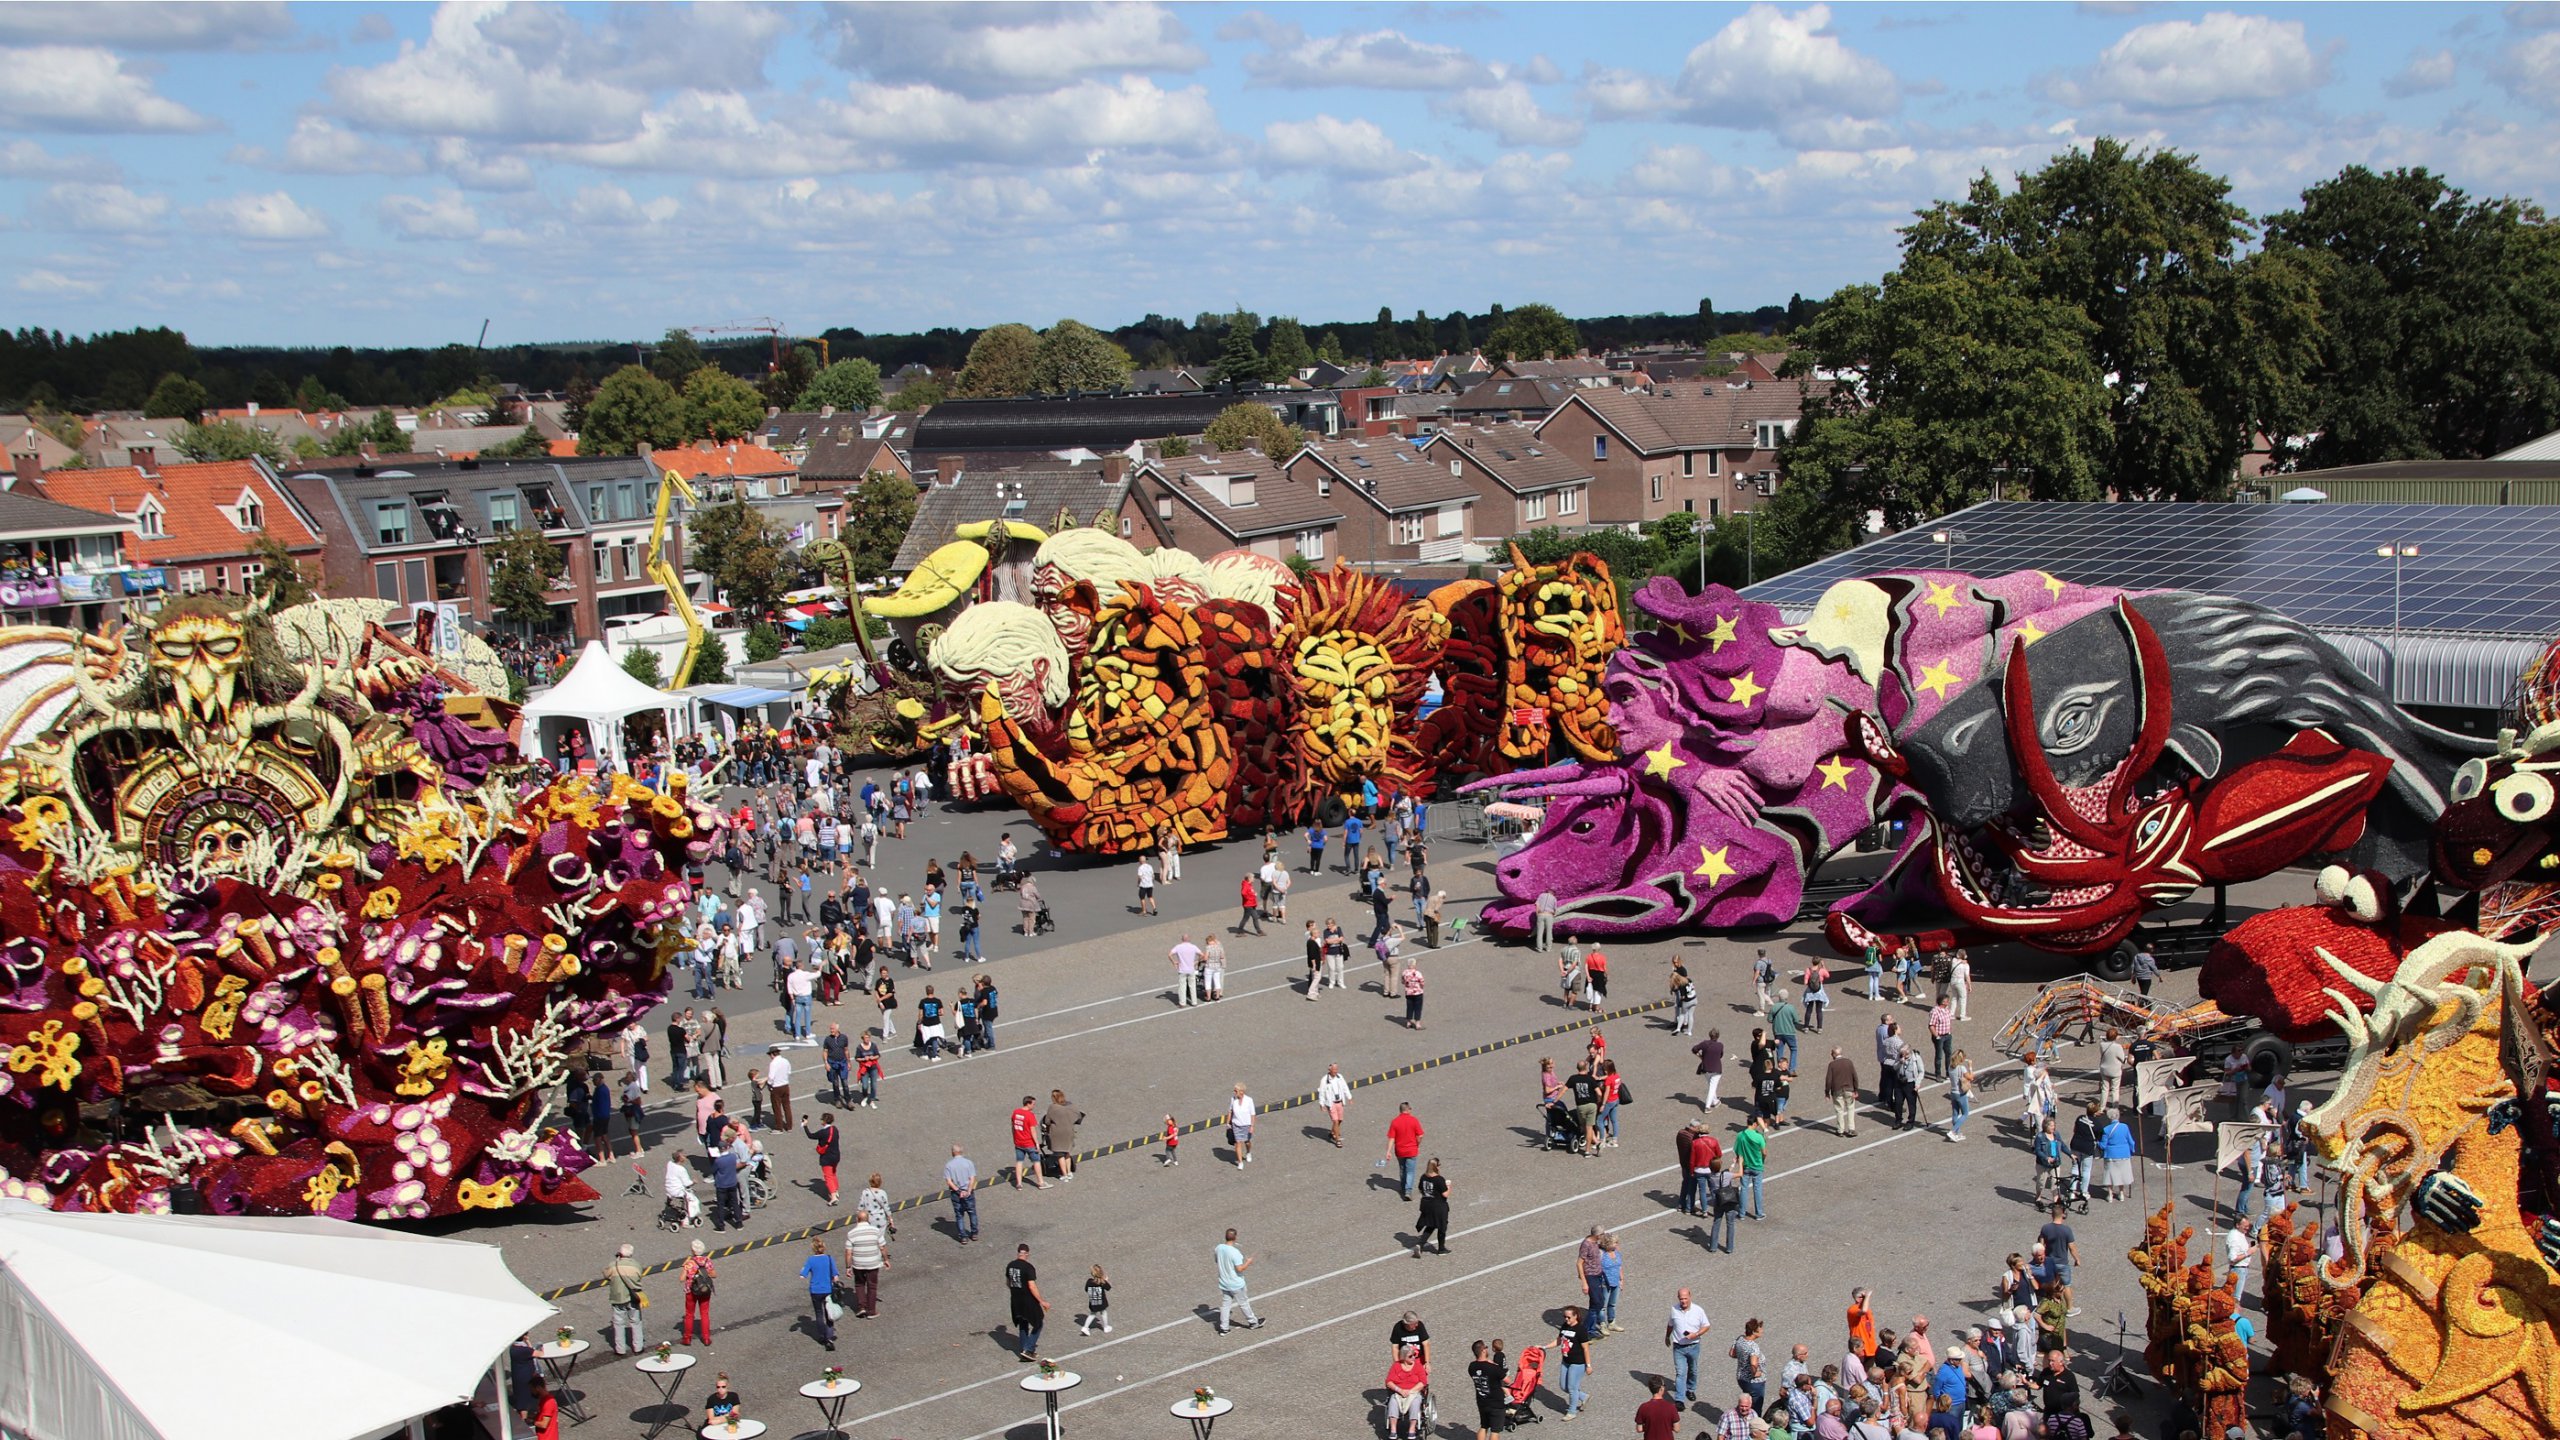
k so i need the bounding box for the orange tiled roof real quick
[39,459,320,563]
[652,441,797,480]
[548,438,582,457]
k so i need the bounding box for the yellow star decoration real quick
[2040,572,2067,598]
[1916,659,1963,700]
[1664,621,1694,644]
[1693,844,1736,887]
[1707,613,1740,652]
[1816,754,1858,791]
[1643,742,1687,779]
[1723,670,1766,707]
[2013,619,2046,645]
[1923,580,1965,617]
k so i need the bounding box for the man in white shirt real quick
[1665,1289,1711,1406]
[2225,1215,2258,1291]
[766,1048,795,1129]
[785,962,816,1041]
[1226,1083,1257,1168]
[1170,935,1203,1008]
[1315,1063,1353,1147]
[872,891,895,942]
[1948,951,1972,1021]
[1136,857,1158,916]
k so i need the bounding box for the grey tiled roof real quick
[890,464,1131,573]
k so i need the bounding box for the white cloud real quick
[197,190,332,241]
[44,181,168,232]
[0,1,294,50]
[824,77,1226,168]
[328,3,652,143]
[830,3,1204,96]
[1242,22,1494,90]
[2497,30,2560,110]
[552,90,862,176]
[429,138,536,190]
[1580,64,1674,121]
[378,189,481,239]
[1438,82,1584,147]
[236,116,424,174]
[1621,143,1744,198]
[1263,115,1428,177]
[2054,12,2326,110]
[0,140,93,178]
[2386,49,2458,98]
[0,46,212,132]
[1575,7,1901,148]
[566,184,679,228]
[16,268,104,297]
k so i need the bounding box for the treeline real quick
[0,299,1808,416]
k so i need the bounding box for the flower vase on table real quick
[1191,1387,1217,1410]
[556,1327,577,1347]
[820,1367,845,1387]
[655,1343,674,1364]
[1037,1359,1060,1380]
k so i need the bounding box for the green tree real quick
[762,344,820,411]
[1315,330,1346,365]
[578,365,686,455]
[1157,435,1192,458]
[847,472,918,580]
[956,323,1041,397]
[291,435,325,460]
[1204,402,1303,456]
[744,623,785,663]
[687,636,731,686]
[487,526,565,631]
[143,372,209,419]
[1029,319,1134,393]
[1267,317,1315,375]
[366,406,406,447]
[563,367,596,433]
[1483,303,1582,362]
[293,374,347,412]
[2261,165,2560,465]
[1412,309,1435,355]
[650,328,705,385]
[247,532,318,607]
[895,375,950,409]
[1697,296,1717,345]
[680,365,764,441]
[798,357,884,412]
[686,497,794,620]
[620,646,665,687]
[1371,305,1400,362]
[1211,313,1271,386]
[485,424,551,459]
[800,616,856,652]
[172,419,288,463]
[1445,311,1472,354]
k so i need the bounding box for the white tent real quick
[0,1202,554,1440]
[517,639,686,772]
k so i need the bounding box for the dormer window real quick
[135,496,165,539]
[1230,478,1255,507]
[232,489,263,532]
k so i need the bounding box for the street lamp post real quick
[1930,527,1964,572]
[2375,540,2419,636]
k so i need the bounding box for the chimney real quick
[820,404,836,419]
[246,401,260,418]
[11,451,40,486]
[1101,454,1127,485]
[358,441,377,462]
[935,455,962,487]
[128,444,156,469]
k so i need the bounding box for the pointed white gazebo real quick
[517,639,686,772]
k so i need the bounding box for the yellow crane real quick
[639,450,709,688]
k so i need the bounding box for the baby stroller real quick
[1503,1344,1547,1426]
[1028,904,1055,936]
[1536,1101,1578,1151]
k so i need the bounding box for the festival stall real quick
[517,639,688,771]
[0,1203,552,1440]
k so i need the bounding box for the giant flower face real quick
[1292,629,1399,784]
[149,612,251,728]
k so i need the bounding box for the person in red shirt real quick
[1633,1375,1680,1440]
[524,1378,560,1440]
[1387,1101,1426,1200]
[1689,1127,1723,1214]
[1237,872,1265,936]
[1384,1344,1430,1440]
[1010,1097,1048,1190]
[1848,1286,1879,1364]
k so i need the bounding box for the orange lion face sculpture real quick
[1278,565,1447,809]
[1498,544,1623,763]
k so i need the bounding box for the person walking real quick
[1202,935,1227,1002]
[807,1110,841,1204]
[1556,1305,1592,1420]
[1824,1046,1860,1137]
[1214,1228,1264,1333]
[1949,949,1972,1021]
[1317,1063,1353,1147]
[1237,872,1265,936]
[2096,1028,2129,1110]
[1323,919,1350,994]
[1927,997,1955,1080]
[1666,1288,1712,1407]
[1387,1101,1426,1199]
[1226,1083,1257,1167]
[1802,958,1830,1033]
[1737,1115,1769,1219]
[1705,1154,1741,1254]
[1077,1265,1113,1336]
[1400,955,1427,1029]
[1767,989,1801,1074]
[1413,1158,1451,1256]
[711,1140,744,1231]
[1947,1048,1975,1142]
[1730,1316,1767,1413]
[680,1240,717,1348]
[943,1144,980,1244]
[1006,1243,1049,1361]
[799,1238,838,1351]
[1694,1029,1725,1111]
[873,970,898,1042]
[1576,1225,1611,1324]
[822,1023,851,1108]
[1011,1096,1049,1191]
[842,1212,886,1320]
[603,1244,645,1355]
[1170,935,1202,1008]
[1042,1089,1083,1184]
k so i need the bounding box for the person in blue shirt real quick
[1361,776,1380,815]
[1305,821,1326,874]
[799,1238,839,1350]
[711,1145,744,1230]
[1343,813,1366,874]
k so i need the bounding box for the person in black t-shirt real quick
[1565,1063,1602,1156]
[1465,1339,1505,1439]
[1414,1159,1452,1255]
[1005,1244,1047,1361]
[1389,1310,1431,1367]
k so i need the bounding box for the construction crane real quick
[637,447,710,689]
[686,320,829,371]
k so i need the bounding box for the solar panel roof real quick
[1739,500,2560,639]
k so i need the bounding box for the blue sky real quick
[2,2,2551,348]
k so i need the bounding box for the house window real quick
[1396,515,1425,544]
[1558,488,1579,516]
[520,484,566,529]
[1593,434,1607,461]
[235,491,264,530]
[1229,478,1255,507]
[374,561,399,600]
[1526,494,1547,522]
[617,480,639,518]
[1156,496,1174,521]
[1682,453,1694,478]
[177,569,206,594]
[588,484,608,521]
[1449,459,1462,477]
[1119,517,1132,538]
[136,499,165,539]
[593,541,611,582]
[1296,529,1325,560]
[1707,451,1722,476]
[414,492,463,540]
[240,561,263,589]
[1755,419,1794,449]
[619,539,639,579]
[404,558,428,603]
[1709,497,1721,519]
[373,501,410,545]
[74,534,119,569]
[487,491,521,533]
[1649,474,1664,502]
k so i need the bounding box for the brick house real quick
[1285,435,1486,566]
[1418,423,1596,535]
[1123,448,1343,564]
[1532,379,1821,525]
[40,458,324,599]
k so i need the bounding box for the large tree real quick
[171,418,287,463]
[650,327,705,385]
[846,471,918,580]
[1029,319,1134,393]
[1267,317,1315,375]
[798,357,884,412]
[484,424,551,459]
[1781,139,2320,549]
[247,532,318,606]
[956,323,1041,397]
[1204,402,1303,457]
[1211,312,1271,386]
[1482,303,1582,362]
[578,364,686,455]
[2261,166,2560,466]
[686,496,794,620]
[143,371,208,420]
[680,365,764,441]
[762,344,820,411]
[487,526,565,631]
